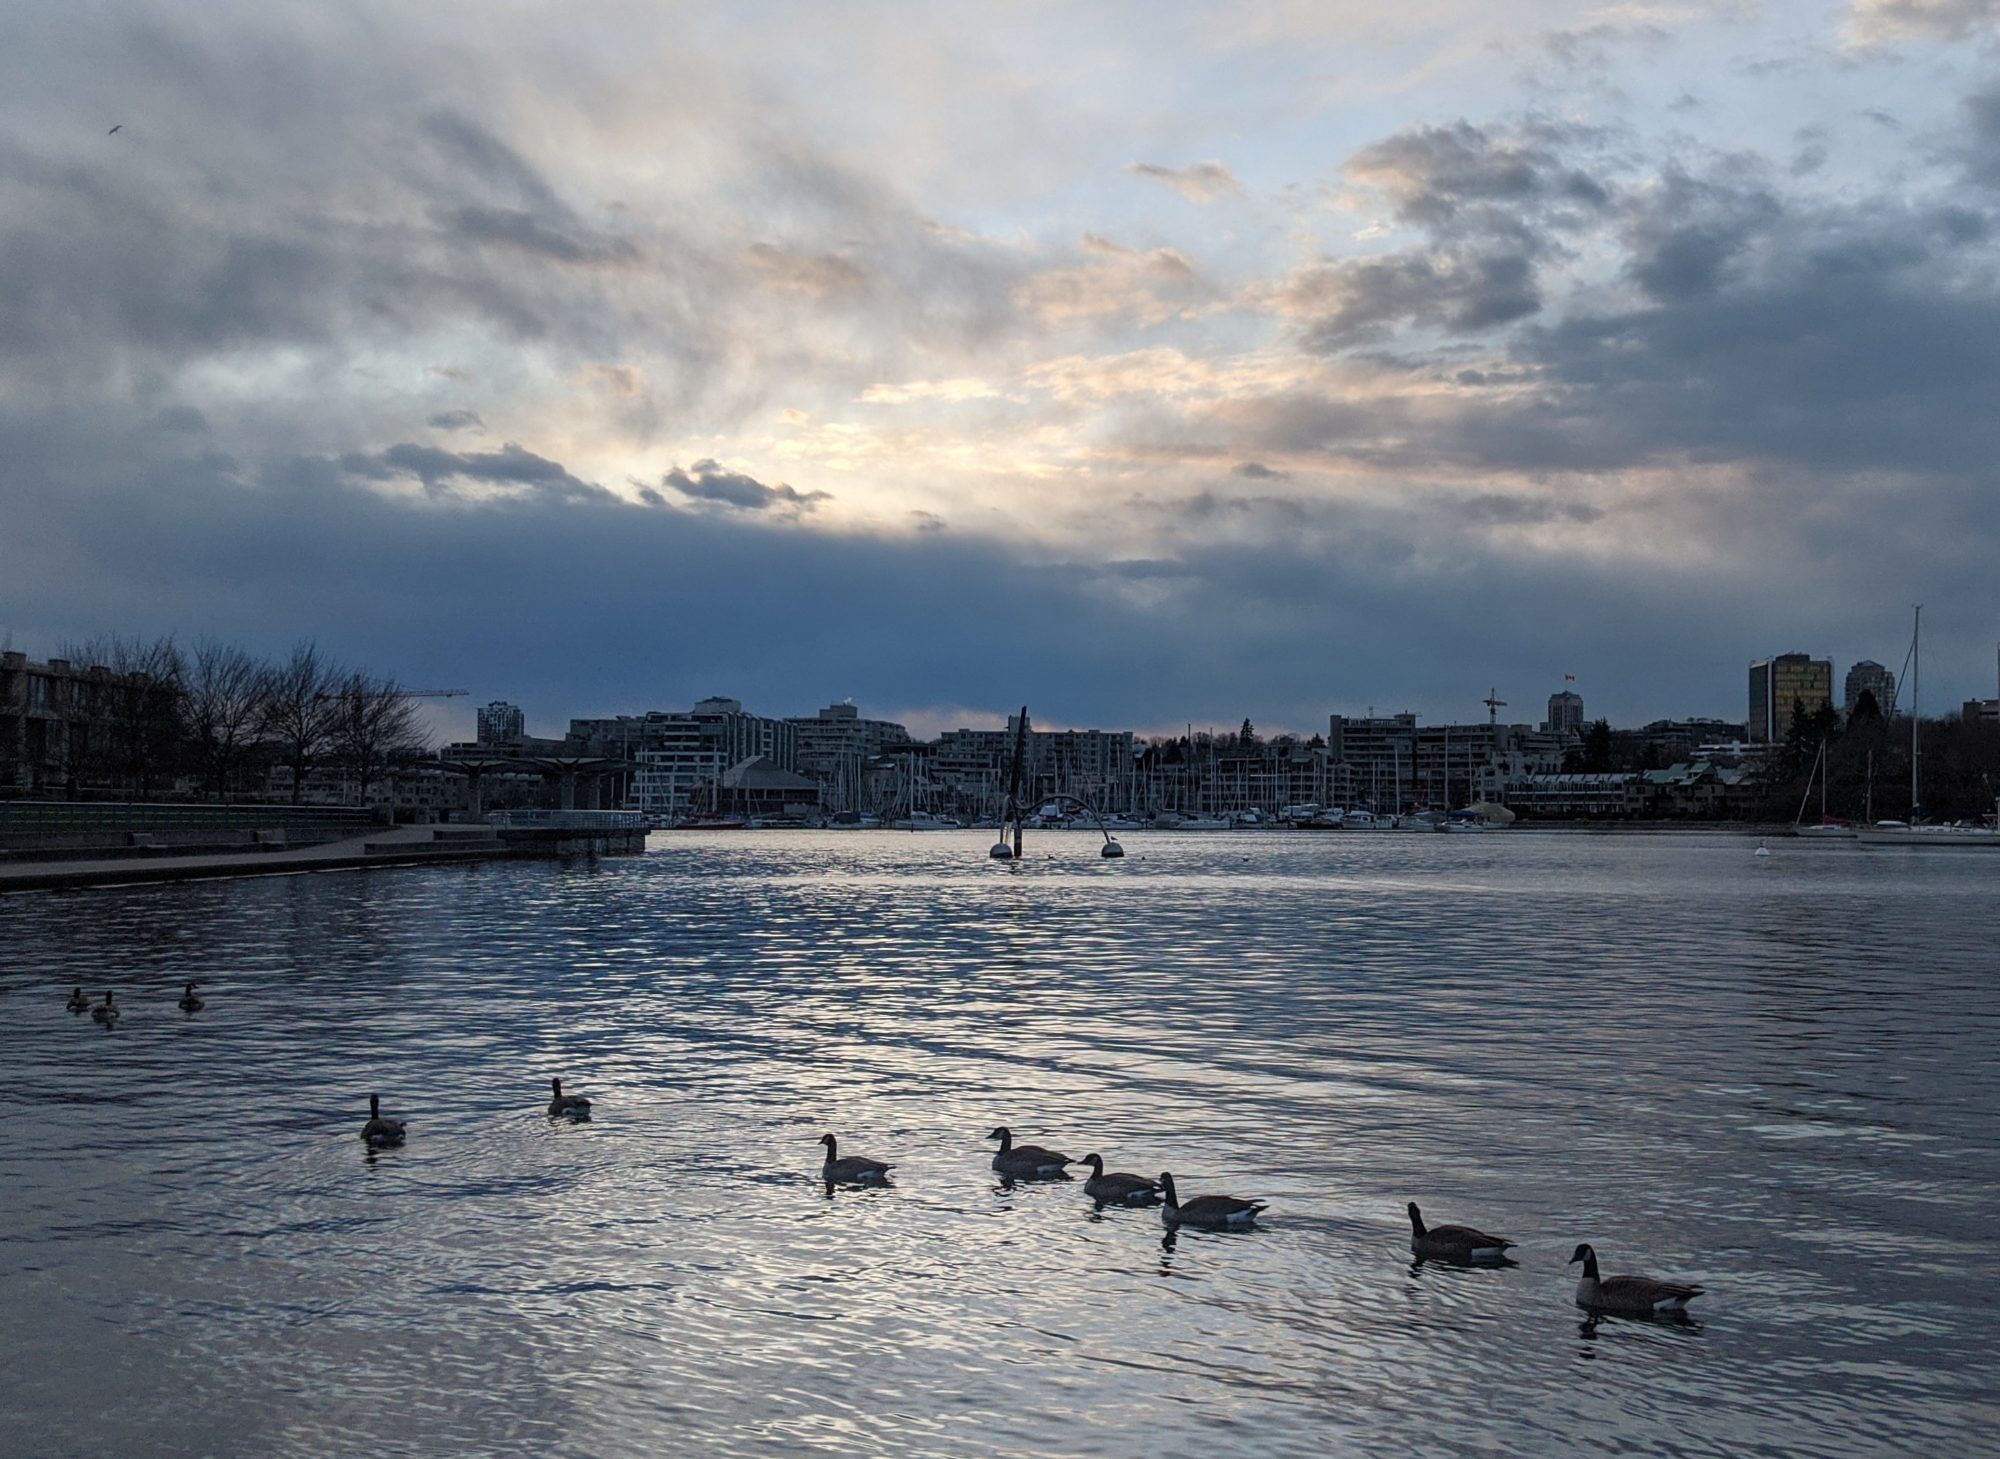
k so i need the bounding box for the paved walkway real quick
[0,825,510,895]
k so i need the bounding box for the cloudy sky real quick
[5,1,1998,739]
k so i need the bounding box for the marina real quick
[2,830,1993,1458]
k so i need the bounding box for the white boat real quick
[1855,606,2000,846]
[887,810,959,831]
[1791,738,1856,838]
[1341,809,1388,830]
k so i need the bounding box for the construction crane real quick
[1482,687,1507,726]
[315,687,469,701]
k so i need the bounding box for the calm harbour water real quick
[1,829,1994,1458]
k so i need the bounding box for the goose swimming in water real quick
[1078,1154,1161,1206]
[1569,1243,1703,1315]
[819,1132,891,1186]
[66,987,90,1013]
[988,1126,1073,1178]
[90,992,119,1026]
[1159,1172,1266,1230]
[360,1094,407,1149]
[177,982,204,1013]
[1407,1202,1514,1262]
[546,1078,592,1118]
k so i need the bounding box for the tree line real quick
[5,637,430,803]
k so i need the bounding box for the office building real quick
[1748,654,1833,742]
[1544,689,1585,735]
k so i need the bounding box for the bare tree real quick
[184,639,270,798]
[65,635,185,795]
[260,641,340,803]
[328,672,427,806]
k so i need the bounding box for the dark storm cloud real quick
[340,442,616,503]
[1261,106,2000,496]
[1622,163,1782,302]
[1233,461,1286,479]
[1284,119,1613,347]
[5,410,1831,733]
[661,460,831,514]
[426,409,485,432]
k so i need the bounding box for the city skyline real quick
[7,5,2000,735]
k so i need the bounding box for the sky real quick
[4,1,1999,742]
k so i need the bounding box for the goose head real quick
[1158,1172,1179,1206]
[369,1094,381,1119]
[1407,1201,1426,1235]
[1569,1243,1599,1277]
[986,1126,1012,1146]
[818,1133,837,1155]
[1079,1153,1105,1176]
[551,1078,564,1096]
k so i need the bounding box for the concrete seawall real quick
[0,822,647,895]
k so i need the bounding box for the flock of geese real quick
[66,985,1705,1319]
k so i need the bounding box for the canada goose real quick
[90,992,119,1025]
[177,982,204,1013]
[65,987,90,1013]
[988,1125,1072,1178]
[1159,1171,1266,1229]
[360,1094,407,1149]
[1569,1243,1703,1314]
[819,1132,891,1186]
[1407,1202,1514,1262]
[1078,1153,1161,1205]
[547,1078,592,1118]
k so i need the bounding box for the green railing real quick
[0,802,375,838]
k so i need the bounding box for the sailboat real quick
[1792,739,1854,838]
[1858,606,1999,846]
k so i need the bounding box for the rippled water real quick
[2,830,1995,1457]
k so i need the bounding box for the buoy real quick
[1754,840,1771,857]
[989,842,1015,859]
[1100,840,1125,859]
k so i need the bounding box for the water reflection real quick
[0,831,1995,1458]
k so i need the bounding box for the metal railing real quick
[485,809,649,831]
[0,801,375,838]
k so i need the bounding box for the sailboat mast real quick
[1911,604,1922,817]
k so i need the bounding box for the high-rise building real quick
[1748,654,1834,742]
[1544,689,1585,735]
[1843,661,1895,718]
[476,700,525,745]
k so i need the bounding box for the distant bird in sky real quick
[108,124,121,134]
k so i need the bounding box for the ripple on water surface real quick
[1,831,1996,1457]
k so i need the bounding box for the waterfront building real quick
[1748,654,1834,742]
[0,651,159,795]
[1326,713,1418,810]
[1544,689,1585,736]
[1844,661,1895,718]
[1411,722,1568,808]
[618,698,801,819]
[476,700,525,745]
[718,756,822,819]
[1503,772,1641,818]
[789,703,913,812]
[929,721,1137,817]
